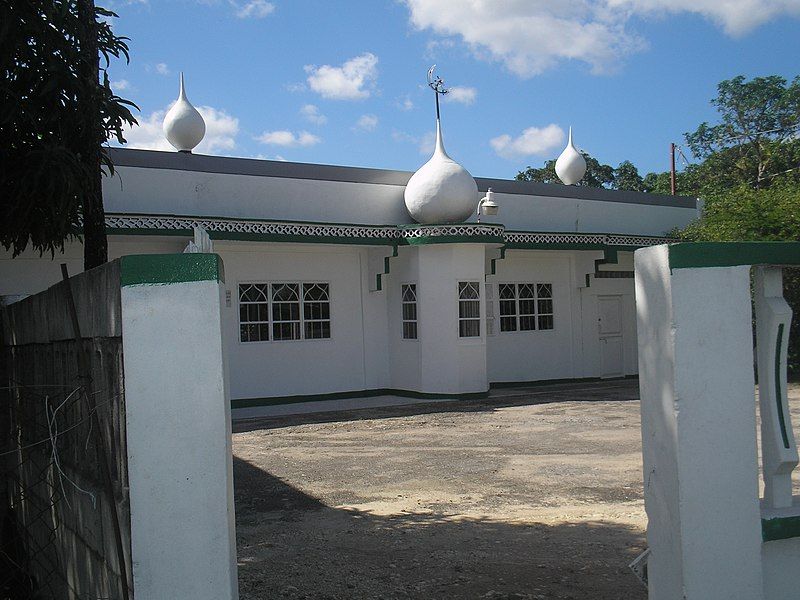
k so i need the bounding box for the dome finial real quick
[555,125,587,185]
[403,66,478,224]
[163,72,206,153]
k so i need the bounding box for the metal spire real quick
[427,64,448,121]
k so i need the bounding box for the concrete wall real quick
[2,239,641,402]
[2,263,130,600]
[2,254,238,600]
[215,242,371,399]
[386,246,421,391]
[487,251,577,382]
[103,149,697,237]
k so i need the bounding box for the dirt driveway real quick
[232,380,800,600]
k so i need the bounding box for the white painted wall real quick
[103,164,696,236]
[417,244,488,394]
[214,242,371,400]
[490,190,693,236]
[0,237,185,298]
[104,167,412,225]
[486,251,576,382]
[386,246,421,391]
[121,273,238,600]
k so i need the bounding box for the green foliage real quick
[612,160,644,192]
[675,181,800,374]
[0,0,137,258]
[685,75,800,188]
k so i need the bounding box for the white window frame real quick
[497,282,554,333]
[237,280,332,343]
[401,283,418,340]
[458,281,481,338]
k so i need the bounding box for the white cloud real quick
[354,114,379,132]
[256,130,321,147]
[404,0,800,77]
[305,53,378,100]
[490,124,565,159]
[111,79,131,92]
[418,131,435,155]
[393,129,435,155]
[155,63,170,76]
[300,104,327,125]
[397,95,414,111]
[444,86,476,105]
[607,0,800,36]
[253,153,288,161]
[120,105,239,154]
[234,0,274,19]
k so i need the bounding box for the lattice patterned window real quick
[536,283,554,330]
[498,282,554,332]
[238,282,331,342]
[239,284,270,342]
[271,283,301,341]
[458,282,481,338]
[303,283,331,339]
[401,284,417,340]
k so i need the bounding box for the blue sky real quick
[107,0,800,179]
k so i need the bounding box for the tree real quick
[516,152,615,188]
[612,160,644,192]
[674,180,800,374]
[0,0,137,269]
[685,75,800,188]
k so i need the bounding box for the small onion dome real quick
[404,120,478,224]
[555,126,587,185]
[163,73,206,153]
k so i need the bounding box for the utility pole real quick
[670,142,677,196]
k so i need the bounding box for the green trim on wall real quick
[376,245,399,292]
[120,253,224,287]
[404,234,505,246]
[489,246,507,276]
[762,515,800,542]
[668,242,800,270]
[231,387,489,409]
[489,375,637,389]
[775,323,790,449]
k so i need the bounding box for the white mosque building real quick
[0,74,698,411]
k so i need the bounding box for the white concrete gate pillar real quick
[635,242,800,600]
[120,254,238,600]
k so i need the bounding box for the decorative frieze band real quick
[105,213,670,248]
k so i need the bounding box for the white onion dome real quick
[555,126,587,185]
[404,120,478,224]
[163,73,206,152]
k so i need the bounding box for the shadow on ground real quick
[233,456,647,600]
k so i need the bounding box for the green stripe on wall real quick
[120,253,224,286]
[231,387,489,409]
[762,515,800,542]
[668,242,800,270]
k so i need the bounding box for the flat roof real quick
[105,147,697,209]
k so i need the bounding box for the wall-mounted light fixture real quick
[477,188,499,223]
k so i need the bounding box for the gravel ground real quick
[232,380,800,600]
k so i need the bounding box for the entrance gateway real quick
[635,242,800,600]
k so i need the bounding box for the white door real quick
[598,295,624,378]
